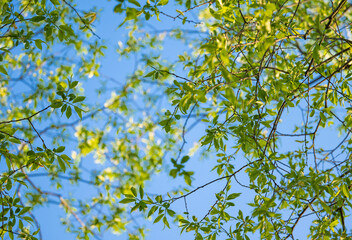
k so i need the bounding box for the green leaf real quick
[35,39,42,50]
[342,184,350,199]
[163,216,170,228]
[72,96,85,103]
[159,0,169,5]
[51,101,63,108]
[125,8,140,21]
[50,0,60,5]
[18,207,31,216]
[153,214,163,223]
[6,180,14,192]
[14,172,25,179]
[0,65,8,75]
[66,106,72,119]
[196,232,203,240]
[60,154,71,161]
[120,198,135,204]
[74,106,82,119]
[167,209,175,217]
[6,179,12,190]
[320,200,331,214]
[31,16,45,22]
[70,81,79,88]
[19,220,23,230]
[144,71,155,78]
[184,174,192,186]
[181,155,190,164]
[131,187,137,197]
[128,0,141,7]
[23,216,34,222]
[33,228,41,235]
[9,137,21,144]
[54,146,65,153]
[58,158,66,172]
[139,186,144,199]
[176,9,184,16]
[58,29,64,41]
[148,206,158,217]
[5,157,12,171]
[227,193,241,200]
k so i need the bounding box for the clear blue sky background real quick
[26,1,345,239]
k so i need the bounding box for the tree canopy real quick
[1,0,352,239]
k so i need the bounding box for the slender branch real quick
[61,0,101,39]
[158,11,201,25]
[0,106,51,125]
[165,158,262,203]
[22,171,102,240]
[27,119,47,149]
[174,1,213,19]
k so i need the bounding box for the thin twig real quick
[61,0,101,39]
[0,106,51,125]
